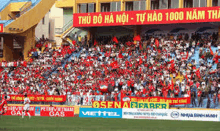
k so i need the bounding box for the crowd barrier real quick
[67,95,220,109]
[4,94,220,109]
[67,95,105,105]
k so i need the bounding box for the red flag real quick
[0,67,3,73]
[133,35,141,41]
[118,53,123,58]
[139,57,143,65]
[72,40,76,45]
[196,69,201,79]
[210,47,214,55]
[167,60,174,64]
[171,63,175,69]
[185,74,188,81]
[112,37,118,43]
[201,55,205,59]
[94,40,98,46]
[209,70,217,74]
[160,80,165,87]
[213,54,219,64]
[21,61,27,67]
[214,55,219,64]
[155,39,159,48]
[171,79,174,90]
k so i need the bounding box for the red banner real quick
[7,95,67,102]
[0,24,3,33]
[3,106,74,117]
[73,6,220,27]
[122,96,191,105]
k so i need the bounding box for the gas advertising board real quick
[3,106,74,117]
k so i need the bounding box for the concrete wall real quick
[35,11,50,39]
[50,4,63,29]
[49,4,63,46]
[63,8,73,27]
[49,18,55,40]
[140,23,219,37]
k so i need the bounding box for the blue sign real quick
[79,108,122,118]
[35,106,41,116]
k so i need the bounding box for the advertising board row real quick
[73,6,220,27]
[79,108,220,122]
[3,106,74,117]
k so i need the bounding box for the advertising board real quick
[122,109,220,122]
[79,108,122,118]
[3,106,74,117]
[4,106,35,116]
[92,101,169,109]
[40,106,74,117]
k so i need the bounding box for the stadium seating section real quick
[0,32,219,109]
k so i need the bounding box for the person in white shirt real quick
[22,94,31,118]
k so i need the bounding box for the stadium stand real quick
[0,32,219,108]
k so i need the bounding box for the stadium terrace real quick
[0,0,219,111]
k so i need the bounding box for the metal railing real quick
[56,19,73,34]
[42,49,75,78]
[9,0,33,20]
[19,1,32,15]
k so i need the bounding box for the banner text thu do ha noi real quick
[73,6,220,27]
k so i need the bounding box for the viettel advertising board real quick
[79,108,122,118]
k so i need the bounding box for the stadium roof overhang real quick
[0,33,25,38]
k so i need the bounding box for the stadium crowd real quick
[0,32,219,108]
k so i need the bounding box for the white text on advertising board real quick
[82,111,120,117]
